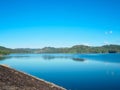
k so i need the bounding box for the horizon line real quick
[1,44,120,49]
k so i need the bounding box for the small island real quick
[72,58,85,61]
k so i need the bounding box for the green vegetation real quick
[35,45,120,53]
[0,46,30,55]
[0,46,11,55]
[0,44,120,55]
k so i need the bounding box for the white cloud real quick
[104,41,109,45]
[109,31,112,34]
[105,31,113,34]
[82,43,91,46]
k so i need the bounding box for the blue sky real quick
[0,0,120,48]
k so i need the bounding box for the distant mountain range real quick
[0,44,120,55]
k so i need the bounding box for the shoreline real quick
[0,54,3,57]
[0,65,66,90]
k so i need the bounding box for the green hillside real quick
[0,44,120,55]
[0,46,11,55]
[34,45,120,54]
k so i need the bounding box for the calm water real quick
[0,53,120,90]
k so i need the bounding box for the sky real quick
[0,0,120,48]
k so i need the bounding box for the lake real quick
[0,53,120,90]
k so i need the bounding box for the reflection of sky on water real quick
[0,54,120,90]
[3,53,120,64]
[76,53,120,64]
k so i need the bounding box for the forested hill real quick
[0,46,31,55]
[0,46,11,55]
[35,45,120,53]
[0,45,120,55]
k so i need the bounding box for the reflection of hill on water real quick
[1,54,120,64]
[77,54,120,64]
[72,58,85,62]
[42,55,72,60]
[0,56,9,61]
[42,55,85,62]
[0,55,31,61]
[0,54,85,62]
[10,56,31,59]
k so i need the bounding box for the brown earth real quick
[0,65,66,90]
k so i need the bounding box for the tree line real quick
[0,44,120,55]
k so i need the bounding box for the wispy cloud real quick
[105,31,113,34]
[82,43,91,46]
[104,41,109,45]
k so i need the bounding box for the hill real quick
[33,44,120,53]
[0,46,11,55]
[0,44,120,55]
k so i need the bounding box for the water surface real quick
[0,53,120,90]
